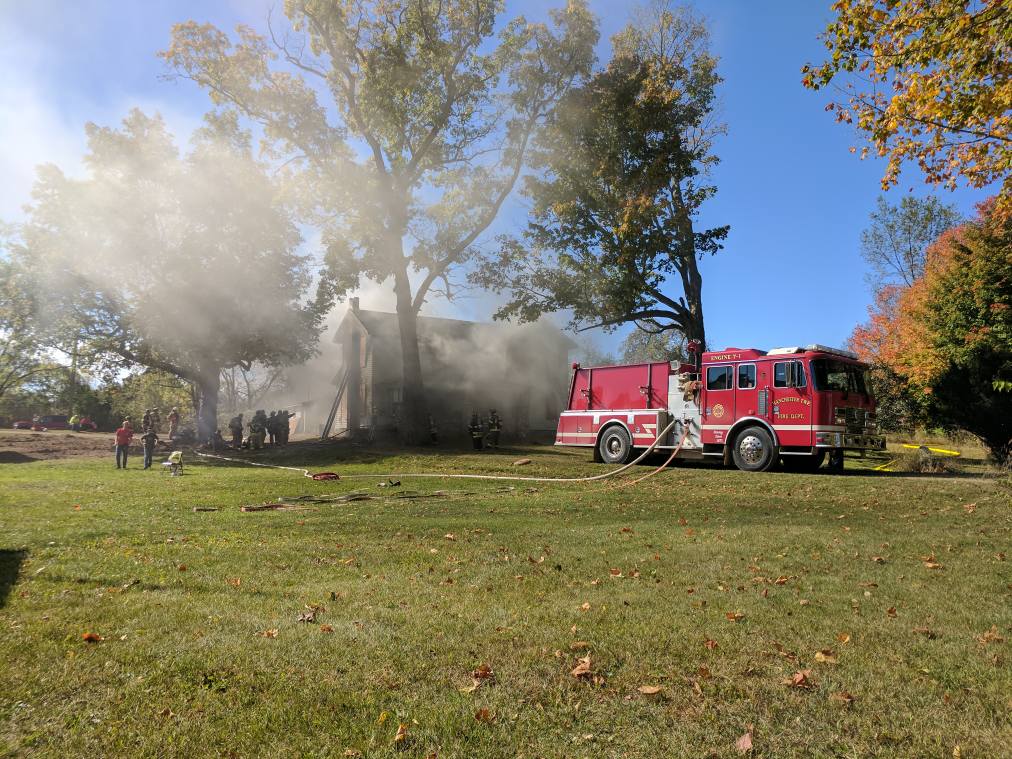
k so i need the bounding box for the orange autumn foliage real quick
[852,225,972,392]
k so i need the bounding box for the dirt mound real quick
[0,429,119,462]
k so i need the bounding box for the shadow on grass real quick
[0,548,27,607]
[0,451,39,464]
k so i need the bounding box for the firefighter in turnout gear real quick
[248,410,268,450]
[228,414,243,449]
[468,412,484,450]
[278,410,294,444]
[167,407,180,440]
[486,409,502,449]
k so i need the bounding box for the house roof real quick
[337,308,576,349]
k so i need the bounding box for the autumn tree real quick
[851,195,960,429]
[620,328,687,364]
[161,1,597,443]
[16,110,343,441]
[852,200,1011,463]
[475,4,726,349]
[861,195,961,287]
[803,0,1011,214]
[0,254,50,402]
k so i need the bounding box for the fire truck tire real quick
[731,426,778,472]
[781,451,826,472]
[598,425,633,465]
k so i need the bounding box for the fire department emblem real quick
[712,403,726,419]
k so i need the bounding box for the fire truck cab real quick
[556,343,885,472]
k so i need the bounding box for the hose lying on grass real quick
[194,418,680,485]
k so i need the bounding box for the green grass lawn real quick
[1,439,1009,758]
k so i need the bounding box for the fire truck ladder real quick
[320,367,349,440]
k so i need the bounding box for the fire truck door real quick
[735,363,758,417]
[769,359,813,446]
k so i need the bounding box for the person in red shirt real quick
[114,420,133,469]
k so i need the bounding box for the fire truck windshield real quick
[811,358,869,395]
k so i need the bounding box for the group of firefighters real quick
[227,409,294,450]
[468,409,503,450]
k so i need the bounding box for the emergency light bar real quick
[767,344,859,359]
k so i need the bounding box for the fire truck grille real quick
[840,407,867,433]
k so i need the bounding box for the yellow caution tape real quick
[900,444,961,456]
[874,459,898,471]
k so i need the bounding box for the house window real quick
[706,365,733,390]
[737,364,756,389]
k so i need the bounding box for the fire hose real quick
[613,426,691,488]
[194,417,682,484]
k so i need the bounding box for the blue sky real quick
[1,1,995,356]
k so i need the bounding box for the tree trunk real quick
[393,267,429,445]
[195,362,221,445]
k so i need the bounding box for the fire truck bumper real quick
[814,432,886,450]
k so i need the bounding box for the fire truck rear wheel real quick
[731,426,778,472]
[598,425,633,465]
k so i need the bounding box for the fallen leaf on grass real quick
[158,707,175,719]
[829,691,855,706]
[513,458,531,466]
[571,655,593,678]
[772,642,798,662]
[704,639,718,650]
[474,708,493,722]
[82,632,103,643]
[393,723,409,744]
[570,655,605,685]
[923,558,943,570]
[886,607,898,618]
[226,577,241,588]
[637,685,663,696]
[343,750,362,757]
[913,626,938,639]
[570,641,590,651]
[735,731,753,753]
[320,624,334,633]
[444,533,456,541]
[609,568,622,577]
[814,649,838,664]
[837,632,851,644]
[977,625,1004,645]
[871,556,886,564]
[620,527,632,533]
[799,599,811,606]
[259,629,279,639]
[783,669,815,689]
[580,602,591,612]
[177,564,187,572]
[297,609,318,624]
[726,611,744,623]
[774,575,789,585]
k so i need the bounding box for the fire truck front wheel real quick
[598,425,634,465]
[731,426,778,472]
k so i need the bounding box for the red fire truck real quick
[556,343,885,472]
